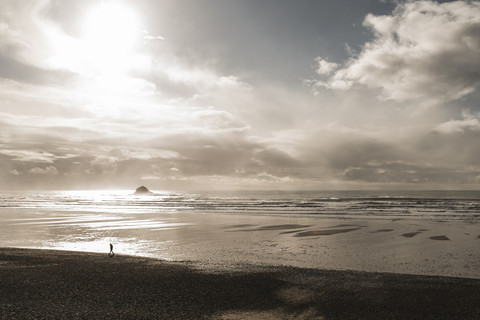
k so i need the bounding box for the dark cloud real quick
[419,129,480,167]
[342,161,480,185]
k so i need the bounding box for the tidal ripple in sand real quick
[223,224,257,229]
[430,235,450,241]
[402,232,422,238]
[370,229,394,233]
[294,227,361,237]
[231,224,311,232]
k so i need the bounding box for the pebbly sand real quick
[1,248,480,319]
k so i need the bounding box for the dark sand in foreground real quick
[1,248,480,319]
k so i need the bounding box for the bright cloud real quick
[315,57,339,76]
[315,1,480,105]
[435,111,480,134]
[29,166,58,175]
[0,150,57,163]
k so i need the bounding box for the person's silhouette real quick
[109,243,114,257]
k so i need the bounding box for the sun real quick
[82,1,140,73]
[83,2,139,52]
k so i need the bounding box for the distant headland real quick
[134,186,153,195]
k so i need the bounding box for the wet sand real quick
[3,209,480,278]
[2,248,480,319]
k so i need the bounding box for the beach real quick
[1,247,480,320]
[2,190,480,319]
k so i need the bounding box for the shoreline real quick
[2,248,480,319]
[6,245,480,280]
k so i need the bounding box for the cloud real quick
[29,166,58,175]
[192,109,238,129]
[314,1,480,104]
[315,57,339,76]
[341,160,480,185]
[434,110,480,134]
[283,119,480,188]
[0,20,29,53]
[0,1,59,67]
[142,30,165,43]
[0,150,57,163]
[154,61,250,93]
[418,124,480,169]
[216,76,251,90]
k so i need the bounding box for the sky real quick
[0,0,480,190]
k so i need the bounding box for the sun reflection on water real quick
[0,189,193,259]
[37,238,175,261]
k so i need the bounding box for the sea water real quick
[1,190,480,277]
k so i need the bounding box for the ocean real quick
[2,189,480,217]
[1,190,480,277]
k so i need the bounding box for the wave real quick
[1,190,480,221]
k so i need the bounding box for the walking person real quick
[109,243,114,257]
